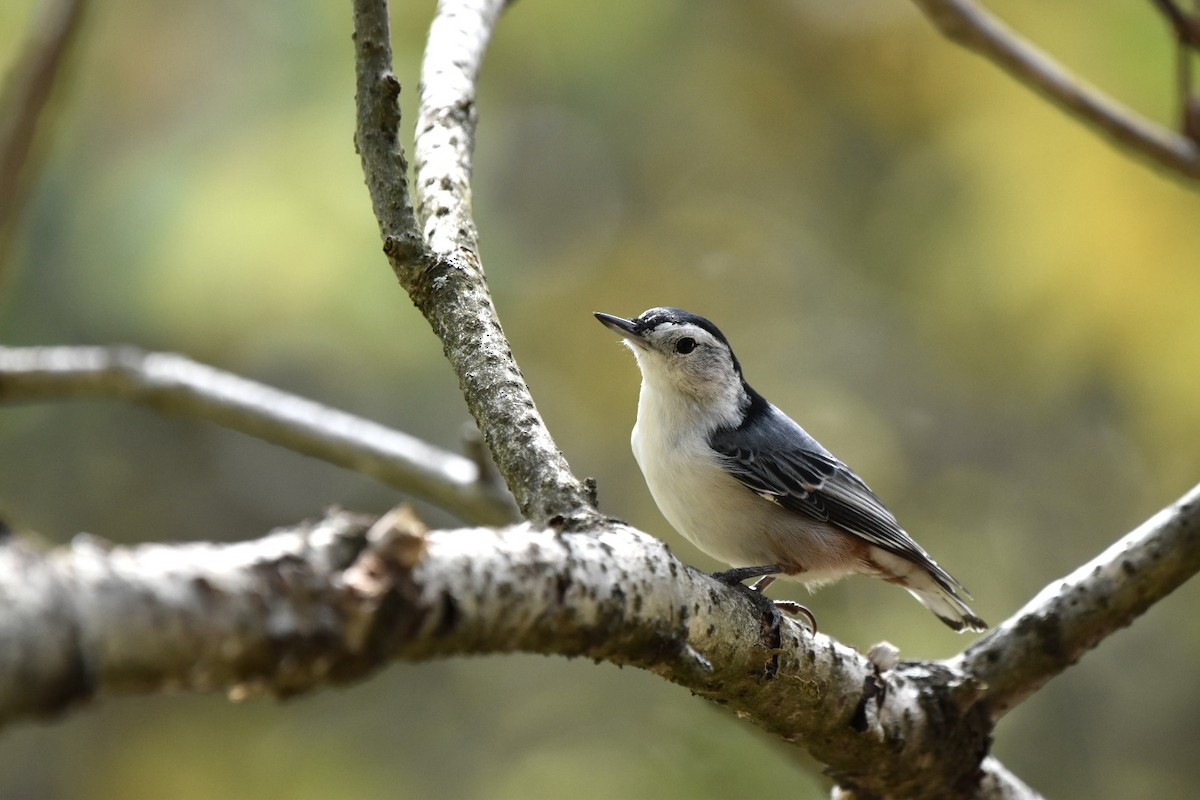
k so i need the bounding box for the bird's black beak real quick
[594,312,648,348]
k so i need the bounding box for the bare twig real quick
[911,0,1200,179]
[952,481,1200,720]
[1149,0,1200,47]
[1149,0,1200,140]
[0,345,517,525]
[0,0,87,271]
[352,0,599,527]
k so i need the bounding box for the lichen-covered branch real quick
[0,512,374,722]
[0,510,1033,798]
[352,0,598,527]
[0,345,517,525]
[910,0,1200,179]
[953,481,1200,719]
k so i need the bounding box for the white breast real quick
[630,385,862,584]
[631,409,786,568]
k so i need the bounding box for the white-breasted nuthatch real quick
[595,307,986,633]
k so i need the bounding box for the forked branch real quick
[911,0,1200,179]
[352,0,598,526]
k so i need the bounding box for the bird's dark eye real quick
[675,337,696,354]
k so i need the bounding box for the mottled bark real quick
[353,0,598,527]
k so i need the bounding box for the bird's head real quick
[594,307,750,418]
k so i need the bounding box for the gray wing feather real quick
[709,404,964,594]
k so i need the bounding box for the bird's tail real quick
[871,548,988,633]
[905,582,988,633]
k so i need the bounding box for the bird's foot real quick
[710,565,817,634]
[710,564,782,585]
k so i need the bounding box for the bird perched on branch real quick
[595,307,986,633]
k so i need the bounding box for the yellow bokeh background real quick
[3,1,1199,798]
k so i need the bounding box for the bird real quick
[594,306,986,633]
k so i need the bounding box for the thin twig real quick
[0,0,87,272]
[0,345,517,525]
[351,0,599,526]
[1149,0,1200,47]
[1149,0,1200,140]
[952,481,1200,720]
[911,0,1200,179]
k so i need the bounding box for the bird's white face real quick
[596,307,746,415]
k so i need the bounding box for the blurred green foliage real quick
[2,0,1199,797]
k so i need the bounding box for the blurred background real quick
[2,0,1199,797]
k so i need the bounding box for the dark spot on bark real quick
[1121,559,1135,575]
[382,73,400,100]
[850,670,887,733]
[555,573,571,605]
[190,576,217,604]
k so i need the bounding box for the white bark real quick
[354,0,599,526]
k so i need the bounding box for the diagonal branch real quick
[0,0,88,272]
[0,345,517,525]
[910,0,1200,179]
[352,0,598,527]
[952,481,1200,720]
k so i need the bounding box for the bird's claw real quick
[710,565,817,634]
[772,600,818,634]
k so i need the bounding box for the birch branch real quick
[910,0,1200,179]
[0,508,1033,798]
[0,345,517,525]
[953,480,1200,720]
[353,0,599,527]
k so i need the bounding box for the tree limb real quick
[0,508,1036,798]
[910,0,1200,179]
[954,480,1200,720]
[0,345,517,525]
[0,511,375,723]
[352,0,599,527]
